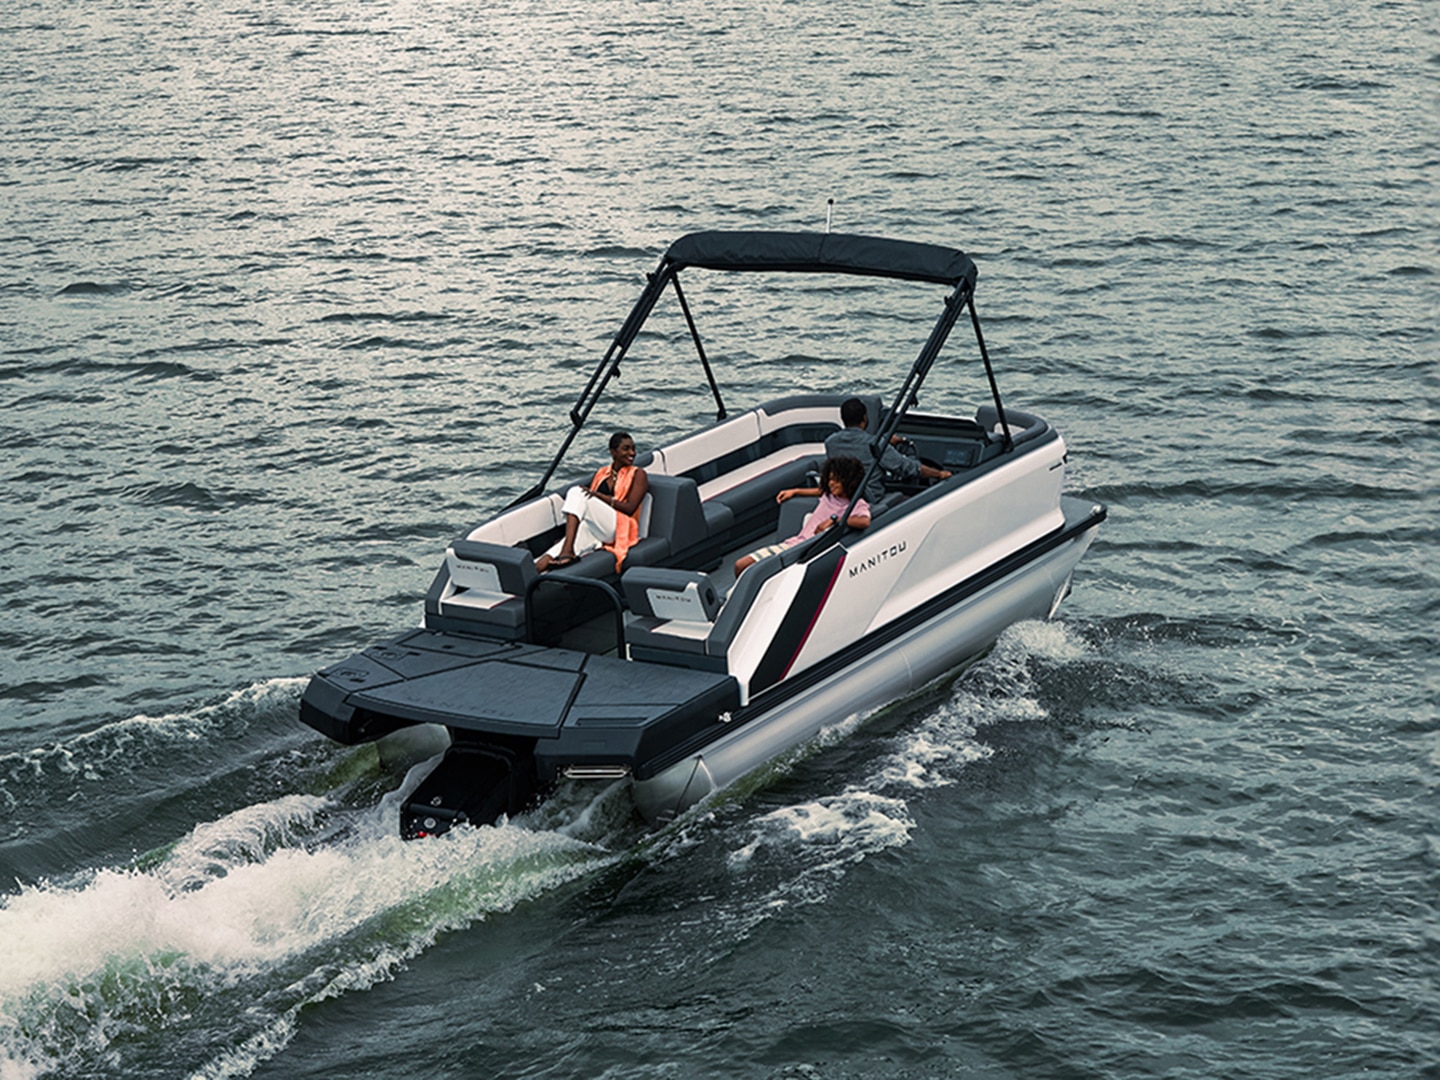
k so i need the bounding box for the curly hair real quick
[821,455,865,499]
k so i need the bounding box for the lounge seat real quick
[622,568,725,667]
[426,540,537,637]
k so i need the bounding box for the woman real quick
[733,455,870,578]
[537,431,650,572]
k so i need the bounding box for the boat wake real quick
[0,623,1087,1078]
[0,679,310,845]
[0,710,620,1080]
[716,620,1086,935]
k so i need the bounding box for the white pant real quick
[544,486,618,558]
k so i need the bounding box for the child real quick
[733,455,871,577]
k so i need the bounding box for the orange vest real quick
[591,464,639,570]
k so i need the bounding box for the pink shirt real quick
[787,491,870,545]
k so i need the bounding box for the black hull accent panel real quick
[749,546,846,696]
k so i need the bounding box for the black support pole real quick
[670,276,727,421]
[507,260,674,508]
[969,296,1011,449]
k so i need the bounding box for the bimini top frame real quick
[512,230,1009,508]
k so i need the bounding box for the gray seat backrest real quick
[776,495,818,539]
[622,567,724,622]
[856,394,885,433]
[425,539,539,639]
[821,393,885,461]
[449,539,538,595]
[976,404,1045,446]
[640,473,707,554]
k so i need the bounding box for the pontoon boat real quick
[298,231,1106,836]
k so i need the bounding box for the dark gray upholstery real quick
[703,501,734,536]
[642,474,707,555]
[976,405,1046,447]
[622,568,724,661]
[556,535,670,581]
[776,495,818,539]
[852,394,885,435]
[622,567,724,621]
[774,491,892,543]
[423,541,537,639]
[450,540,538,595]
[707,456,819,523]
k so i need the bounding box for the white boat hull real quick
[633,502,1098,822]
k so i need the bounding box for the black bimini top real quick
[664,230,977,289]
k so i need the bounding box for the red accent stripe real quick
[780,554,846,680]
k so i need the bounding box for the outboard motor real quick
[400,734,540,839]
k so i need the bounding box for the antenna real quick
[825,198,834,233]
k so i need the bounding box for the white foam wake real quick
[0,772,615,1080]
[0,678,309,814]
[719,619,1088,925]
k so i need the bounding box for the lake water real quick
[2,1,1435,1077]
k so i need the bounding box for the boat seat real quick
[526,471,712,581]
[702,501,734,537]
[702,403,881,529]
[838,394,886,438]
[756,397,862,437]
[760,488,894,565]
[776,494,819,538]
[703,451,822,522]
[870,490,907,518]
[624,567,724,621]
[553,537,667,581]
[642,474,708,555]
[647,414,763,479]
[426,540,538,637]
[622,568,724,659]
[976,404,1046,449]
[464,493,566,548]
[429,480,688,635]
[773,484,898,540]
